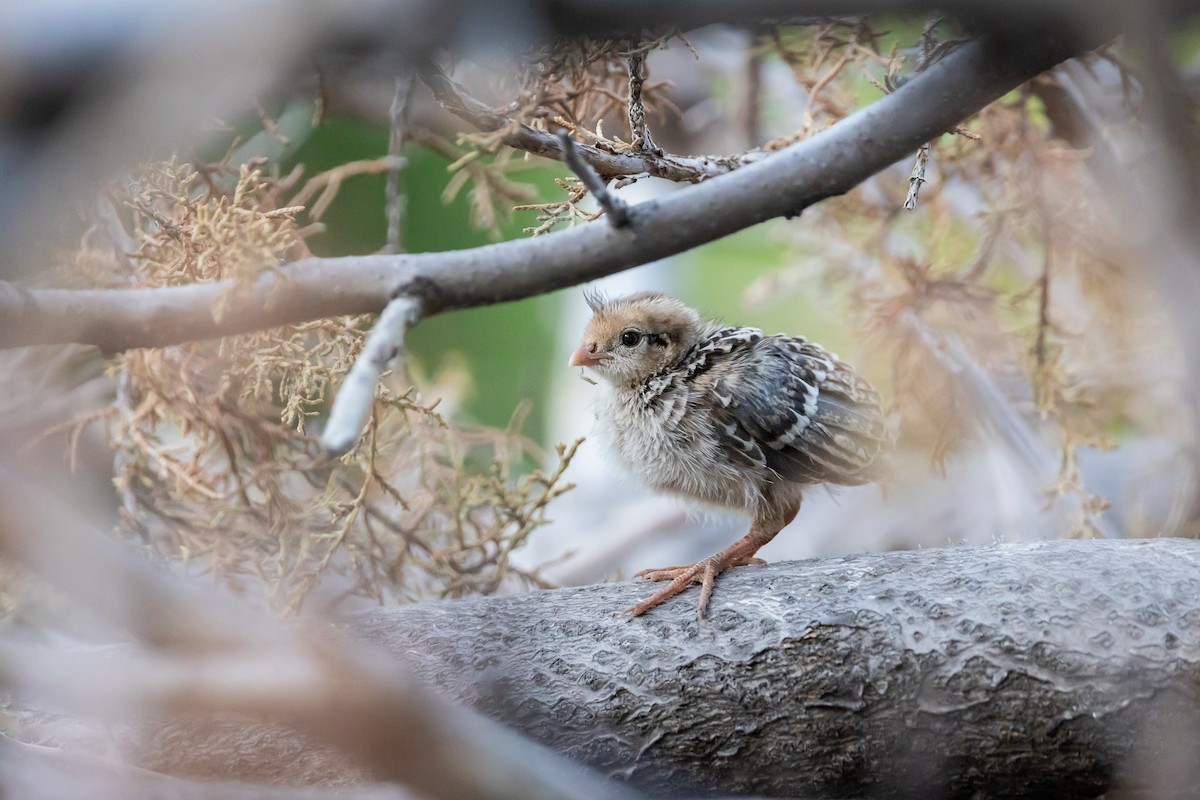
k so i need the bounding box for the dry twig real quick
[385,73,416,255]
[556,131,632,227]
[904,142,931,209]
[418,63,760,184]
[625,46,664,156]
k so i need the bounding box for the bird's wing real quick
[640,325,763,406]
[706,334,890,485]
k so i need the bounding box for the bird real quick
[568,289,890,619]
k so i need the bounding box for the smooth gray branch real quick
[556,131,632,227]
[320,295,422,455]
[0,35,1088,352]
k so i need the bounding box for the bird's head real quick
[569,289,702,385]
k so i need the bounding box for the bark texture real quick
[348,538,1200,799]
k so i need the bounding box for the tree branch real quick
[349,538,1200,799]
[320,295,422,455]
[556,131,632,227]
[384,73,416,255]
[0,35,1087,352]
[0,467,639,800]
[417,64,756,183]
[624,47,664,156]
[0,735,415,800]
[903,142,930,210]
[29,538,1200,797]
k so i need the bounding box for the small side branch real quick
[384,73,416,255]
[321,295,423,455]
[557,131,631,228]
[904,142,931,209]
[1033,231,1053,369]
[625,48,664,156]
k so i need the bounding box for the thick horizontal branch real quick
[108,539,1200,797]
[0,34,1085,351]
[349,538,1200,799]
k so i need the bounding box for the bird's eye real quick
[620,330,642,347]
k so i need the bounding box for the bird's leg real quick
[627,500,801,619]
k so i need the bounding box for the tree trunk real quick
[346,538,1200,799]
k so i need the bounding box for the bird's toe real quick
[634,564,696,582]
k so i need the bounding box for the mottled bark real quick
[346,538,1200,799]
[101,540,1200,797]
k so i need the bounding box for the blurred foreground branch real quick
[0,735,415,800]
[0,467,637,800]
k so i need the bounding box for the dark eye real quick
[620,330,641,347]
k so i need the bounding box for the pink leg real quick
[627,501,800,619]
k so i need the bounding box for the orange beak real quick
[569,343,606,368]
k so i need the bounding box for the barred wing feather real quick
[708,335,889,486]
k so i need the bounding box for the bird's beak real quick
[569,344,606,368]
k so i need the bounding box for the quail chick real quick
[569,290,890,619]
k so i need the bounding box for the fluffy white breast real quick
[589,382,765,513]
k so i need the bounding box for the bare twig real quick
[293,157,406,221]
[556,131,632,227]
[904,142,930,209]
[625,47,664,156]
[385,73,416,255]
[1034,230,1053,369]
[743,35,764,147]
[321,295,423,455]
[255,102,292,146]
[917,14,945,70]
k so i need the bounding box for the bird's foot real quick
[627,555,766,619]
[633,557,765,582]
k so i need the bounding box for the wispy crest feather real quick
[583,286,608,314]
